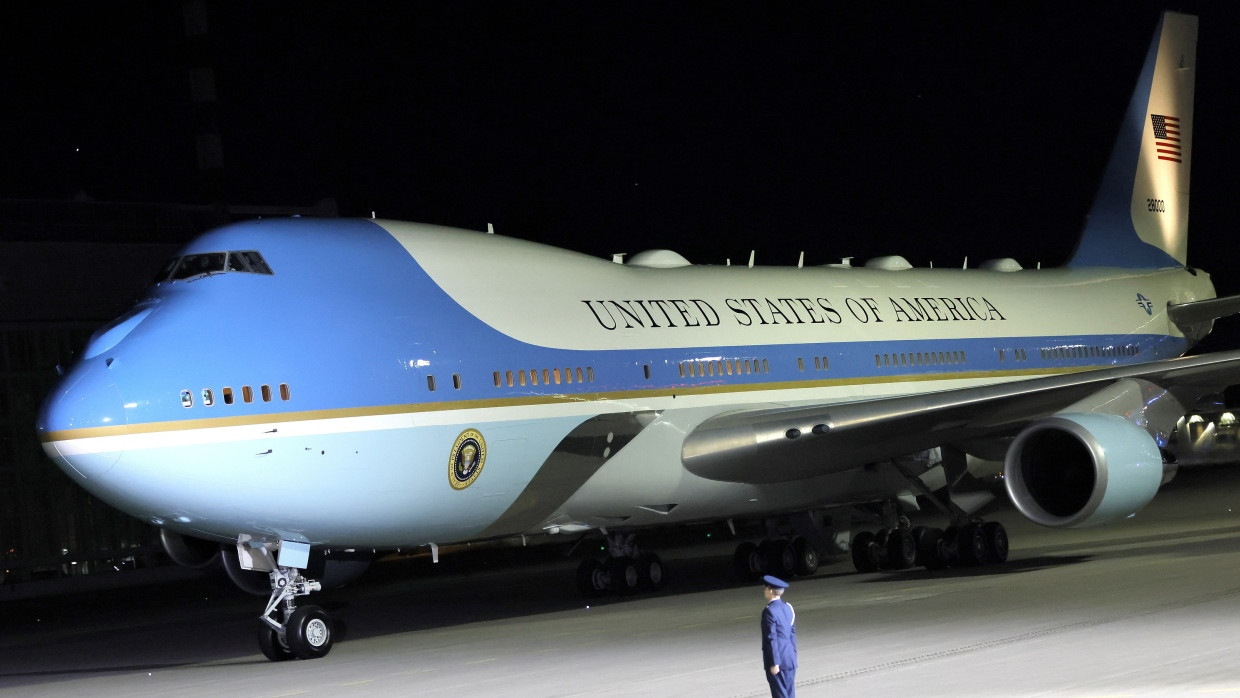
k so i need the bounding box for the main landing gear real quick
[851,519,1008,572]
[240,539,335,661]
[732,536,820,581]
[732,512,838,582]
[849,449,1009,573]
[576,531,665,597]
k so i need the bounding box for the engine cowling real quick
[1004,413,1166,528]
[159,528,221,569]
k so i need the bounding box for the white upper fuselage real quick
[36,219,1215,549]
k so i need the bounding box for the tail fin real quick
[1068,11,1197,268]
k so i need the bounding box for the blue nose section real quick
[37,358,127,478]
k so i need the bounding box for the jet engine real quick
[159,528,221,569]
[1004,413,1169,528]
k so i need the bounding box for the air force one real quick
[35,11,1240,661]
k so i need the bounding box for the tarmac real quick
[5,465,1240,696]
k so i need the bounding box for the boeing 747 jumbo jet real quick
[36,11,1240,661]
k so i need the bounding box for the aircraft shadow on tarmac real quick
[857,555,1096,584]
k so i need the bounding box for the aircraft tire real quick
[983,521,1009,563]
[638,552,665,591]
[761,539,797,578]
[287,605,334,660]
[917,527,946,569]
[257,624,294,662]
[791,536,819,576]
[606,556,640,595]
[851,531,879,573]
[576,558,605,598]
[957,524,987,567]
[733,542,764,581]
[886,528,917,570]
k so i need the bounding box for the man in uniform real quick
[760,574,797,697]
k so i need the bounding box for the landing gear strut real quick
[576,531,665,598]
[242,539,334,661]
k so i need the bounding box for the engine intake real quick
[1004,413,1165,528]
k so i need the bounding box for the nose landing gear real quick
[241,538,334,661]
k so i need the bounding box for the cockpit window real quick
[227,250,274,275]
[171,253,226,280]
[154,250,275,283]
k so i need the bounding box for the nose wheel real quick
[246,540,334,661]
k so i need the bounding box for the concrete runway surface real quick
[5,466,1240,697]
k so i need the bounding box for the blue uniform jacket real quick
[761,598,797,670]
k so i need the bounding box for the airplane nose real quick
[37,358,128,478]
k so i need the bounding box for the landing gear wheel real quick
[791,536,819,576]
[957,524,987,567]
[762,539,797,578]
[917,527,946,569]
[257,624,294,662]
[286,605,334,660]
[851,531,879,573]
[886,528,917,570]
[983,521,1009,563]
[638,552,665,591]
[733,542,764,581]
[576,558,605,598]
[606,556,640,595]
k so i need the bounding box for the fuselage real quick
[36,218,1215,548]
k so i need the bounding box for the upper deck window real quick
[155,250,275,283]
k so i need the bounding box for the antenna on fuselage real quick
[748,250,755,268]
[612,253,626,264]
[962,256,968,269]
[797,251,804,268]
[487,223,495,234]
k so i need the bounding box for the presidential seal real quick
[448,428,487,490]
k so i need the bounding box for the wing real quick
[681,350,1240,484]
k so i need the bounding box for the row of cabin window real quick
[877,351,967,368]
[679,358,770,378]
[1041,344,1140,360]
[797,356,831,371]
[998,348,1030,362]
[181,383,291,408]
[494,367,595,388]
[425,374,463,392]
[421,342,1147,394]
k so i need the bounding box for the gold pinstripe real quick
[41,365,1087,443]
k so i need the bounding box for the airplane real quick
[36,10,1240,662]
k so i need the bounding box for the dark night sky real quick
[4,2,1239,288]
